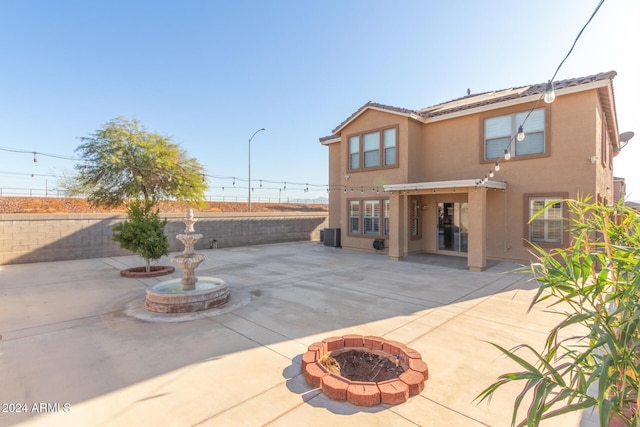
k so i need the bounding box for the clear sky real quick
[0,0,638,203]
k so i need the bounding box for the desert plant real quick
[476,198,639,426]
[63,117,207,209]
[112,200,170,272]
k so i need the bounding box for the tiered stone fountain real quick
[144,209,230,313]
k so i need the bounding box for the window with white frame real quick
[349,200,360,234]
[348,126,397,170]
[383,128,396,166]
[485,108,545,160]
[363,200,380,235]
[529,197,563,244]
[411,197,420,237]
[383,200,390,236]
[349,136,360,170]
[348,198,388,237]
[363,132,380,168]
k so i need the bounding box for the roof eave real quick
[424,79,613,124]
[331,105,425,135]
[383,179,507,191]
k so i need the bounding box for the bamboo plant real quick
[476,198,639,426]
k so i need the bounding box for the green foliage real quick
[112,200,170,271]
[476,198,639,426]
[66,117,207,208]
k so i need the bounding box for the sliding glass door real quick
[437,202,468,253]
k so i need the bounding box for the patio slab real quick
[0,242,594,426]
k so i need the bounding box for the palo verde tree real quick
[67,117,207,271]
[68,116,207,208]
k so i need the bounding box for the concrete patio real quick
[0,242,596,426]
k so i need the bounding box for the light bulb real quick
[516,125,525,142]
[504,149,511,160]
[544,80,556,103]
[489,170,494,178]
[494,161,500,171]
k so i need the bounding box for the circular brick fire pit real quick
[301,334,428,406]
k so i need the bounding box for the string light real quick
[476,0,604,184]
[544,81,556,103]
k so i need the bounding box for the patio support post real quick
[389,191,405,260]
[467,186,487,271]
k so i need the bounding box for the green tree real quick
[67,117,207,208]
[112,200,170,272]
[476,198,639,426]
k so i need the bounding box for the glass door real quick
[437,202,468,253]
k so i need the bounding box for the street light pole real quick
[248,128,265,213]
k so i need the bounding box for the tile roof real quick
[322,71,617,141]
[420,71,617,117]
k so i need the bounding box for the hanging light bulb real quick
[544,80,556,103]
[489,170,494,178]
[232,177,236,186]
[360,186,364,194]
[504,149,511,160]
[344,187,347,194]
[516,125,525,142]
[260,180,263,188]
[33,152,38,166]
[494,161,500,171]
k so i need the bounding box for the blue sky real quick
[1,0,638,202]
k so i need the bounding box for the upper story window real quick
[485,108,545,160]
[348,126,397,171]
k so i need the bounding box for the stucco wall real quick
[0,212,328,265]
[322,87,614,264]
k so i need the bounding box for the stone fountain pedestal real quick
[144,209,230,313]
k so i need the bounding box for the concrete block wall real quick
[0,212,328,265]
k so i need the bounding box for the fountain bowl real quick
[145,277,230,313]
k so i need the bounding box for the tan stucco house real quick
[319,71,622,271]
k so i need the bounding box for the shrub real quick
[112,200,170,272]
[476,198,639,426]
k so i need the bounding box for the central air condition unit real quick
[323,228,341,247]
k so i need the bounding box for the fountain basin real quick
[145,277,230,313]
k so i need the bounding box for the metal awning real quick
[383,179,507,192]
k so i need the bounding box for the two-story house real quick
[319,71,621,271]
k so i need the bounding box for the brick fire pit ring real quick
[301,335,428,406]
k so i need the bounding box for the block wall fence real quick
[0,212,328,265]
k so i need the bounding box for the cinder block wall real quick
[0,212,328,265]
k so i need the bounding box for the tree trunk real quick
[145,259,151,273]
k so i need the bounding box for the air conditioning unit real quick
[323,228,341,247]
